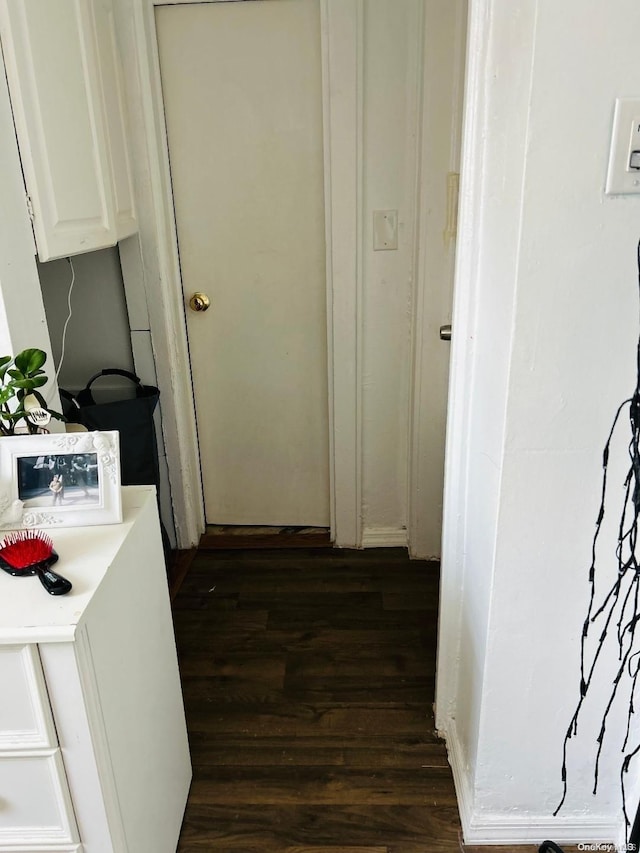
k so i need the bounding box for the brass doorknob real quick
[189,292,210,312]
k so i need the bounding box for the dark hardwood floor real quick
[171,547,568,853]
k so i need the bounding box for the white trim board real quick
[112,0,208,546]
[434,0,498,733]
[322,0,363,548]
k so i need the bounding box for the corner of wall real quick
[445,714,619,846]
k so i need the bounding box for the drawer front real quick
[0,750,79,845]
[0,847,82,852]
[0,646,56,749]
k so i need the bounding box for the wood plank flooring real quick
[172,547,568,853]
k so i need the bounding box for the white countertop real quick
[0,486,155,644]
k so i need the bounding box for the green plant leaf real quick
[0,350,60,431]
[14,348,46,375]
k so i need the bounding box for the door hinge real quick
[25,194,34,223]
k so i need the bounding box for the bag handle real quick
[76,369,157,407]
[85,368,143,389]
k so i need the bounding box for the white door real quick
[155,0,330,526]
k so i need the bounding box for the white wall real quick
[37,245,176,546]
[438,0,640,845]
[38,247,135,393]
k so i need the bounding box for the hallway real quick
[171,547,557,852]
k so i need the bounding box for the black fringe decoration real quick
[555,240,640,842]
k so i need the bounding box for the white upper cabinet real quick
[91,0,136,240]
[0,0,137,261]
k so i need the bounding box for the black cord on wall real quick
[554,240,640,849]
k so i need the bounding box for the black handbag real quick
[60,369,161,489]
[61,369,172,571]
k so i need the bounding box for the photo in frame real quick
[0,431,122,529]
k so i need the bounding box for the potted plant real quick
[0,348,65,435]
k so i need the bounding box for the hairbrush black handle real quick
[0,548,72,595]
[34,563,72,595]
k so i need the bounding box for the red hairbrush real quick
[0,531,71,595]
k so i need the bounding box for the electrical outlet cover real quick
[605,98,640,195]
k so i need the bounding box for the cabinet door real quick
[0,645,56,751]
[91,0,136,241]
[0,0,134,261]
[0,750,79,846]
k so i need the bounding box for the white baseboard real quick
[444,718,619,846]
[445,717,474,839]
[360,527,408,548]
[463,813,619,847]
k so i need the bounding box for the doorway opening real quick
[127,0,468,556]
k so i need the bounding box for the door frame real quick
[117,0,476,554]
[118,0,364,547]
[407,0,467,559]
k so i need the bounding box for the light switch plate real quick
[373,209,398,250]
[605,98,640,195]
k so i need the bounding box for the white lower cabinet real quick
[0,751,78,846]
[0,645,78,848]
[0,487,191,852]
[0,646,56,751]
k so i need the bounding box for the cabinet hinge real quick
[25,194,35,222]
